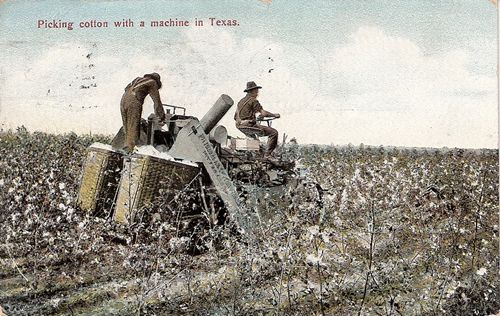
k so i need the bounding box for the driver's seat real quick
[237,125,265,140]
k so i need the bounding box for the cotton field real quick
[0,129,498,315]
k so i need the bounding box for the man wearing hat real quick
[120,73,166,152]
[234,81,281,157]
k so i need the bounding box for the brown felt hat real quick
[244,81,262,93]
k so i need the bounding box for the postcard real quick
[0,1,498,315]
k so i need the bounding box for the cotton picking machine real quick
[77,95,304,235]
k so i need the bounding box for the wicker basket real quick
[113,153,201,224]
[77,143,123,214]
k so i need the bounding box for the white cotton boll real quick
[49,298,61,308]
[169,236,191,252]
[321,232,331,244]
[306,253,325,267]
[307,225,320,237]
[476,267,487,276]
[134,145,198,167]
[58,183,66,190]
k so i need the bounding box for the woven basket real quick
[77,144,123,214]
[113,154,200,223]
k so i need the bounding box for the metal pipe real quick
[199,94,234,134]
[209,125,228,145]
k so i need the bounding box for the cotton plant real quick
[0,131,498,315]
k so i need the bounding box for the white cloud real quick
[310,26,497,148]
[325,26,496,109]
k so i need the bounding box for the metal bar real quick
[199,95,234,134]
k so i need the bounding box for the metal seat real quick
[237,126,265,140]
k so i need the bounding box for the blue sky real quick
[0,0,497,147]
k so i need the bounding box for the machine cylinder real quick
[209,125,228,145]
[199,94,234,134]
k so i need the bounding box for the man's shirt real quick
[234,94,263,123]
[125,77,166,120]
